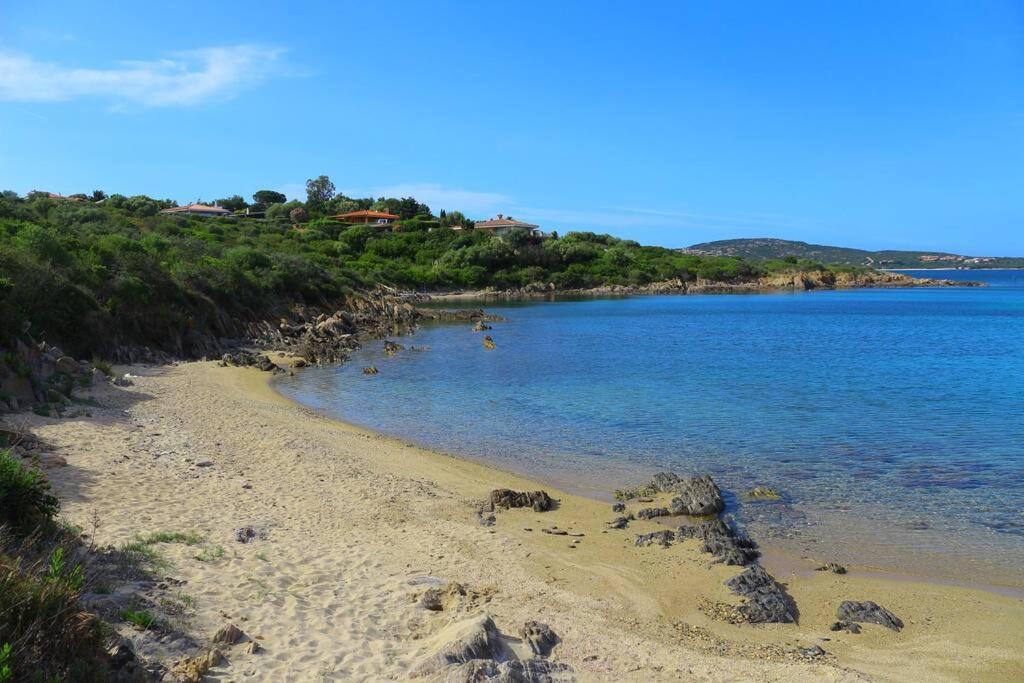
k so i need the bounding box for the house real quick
[159,203,232,217]
[333,210,400,225]
[474,214,541,237]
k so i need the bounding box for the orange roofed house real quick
[333,210,400,226]
[159,203,232,217]
[474,214,542,237]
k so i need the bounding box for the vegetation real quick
[688,237,1024,269]
[0,450,60,533]
[1,181,865,360]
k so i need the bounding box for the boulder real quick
[611,502,625,513]
[724,564,795,624]
[411,614,511,677]
[472,321,492,332]
[172,648,226,683]
[836,601,903,631]
[446,658,573,682]
[483,335,497,350]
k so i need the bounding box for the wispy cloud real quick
[350,182,511,214]
[0,44,284,107]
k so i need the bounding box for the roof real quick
[160,203,231,215]
[334,210,400,220]
[475,214,539,230]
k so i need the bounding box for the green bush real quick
[0,450,60,533]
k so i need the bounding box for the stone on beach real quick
[724,564,796,624]
[676,518,759,566]
[519,620,560,656]
[635,530,675,548]
[489,488,554,512]
[836,600,903,631]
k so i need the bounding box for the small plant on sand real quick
[121,607,159,630]
[119,530,205,571]
[194,545,225,563]
[90,359,113,377]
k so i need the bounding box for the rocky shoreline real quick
[428,269,983,301]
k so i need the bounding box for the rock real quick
[519,621,560,656]
[668,475,724,516]
[636,507,671,520]
[244,641,261,654]
[108,642,135,669]
[212,623,246,645]
[113,374,134,387]
[746,486,781,500]
[194,461,214,468]
[724,565,796,624]
[172,649,226,683]
[362,366,379,375]
[829,620,862,634]
[55,355,79,374]
[483,335,497,350]
[410,614,511,677]
[291,357,308,368]
[447,658,574,681]
[383,340,405,355]
[798,645,826,658]
[472,321,492,332]
[233,526,267,543]
[815,562,847,574]
[836,601,903,631]
[419,582,468,611]
[676,519,759,566]
[611,502,625,513]
[489,489,554,512]
[607,516,630,530]
[634,530,675,548]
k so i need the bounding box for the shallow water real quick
[276,269,1024,587]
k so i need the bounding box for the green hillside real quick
[685,238,1023,269]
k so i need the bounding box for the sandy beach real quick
[15,361,1024,681]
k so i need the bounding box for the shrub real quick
[0,450,60,533]
[0,544,107,680]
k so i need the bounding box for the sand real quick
[14,361,1024,681]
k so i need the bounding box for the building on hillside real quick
[474,214,541,237]
[333,210,400,225]
[31,191,81,201]
[159,203,232,217]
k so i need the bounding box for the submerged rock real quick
[836,601,903,631]
[472,320,492,332]
[724,565,796,624]
[815,562,847,574]
[383,340,405,355]
[489,489,554,512]
[483,335,497,350]
[745,486,781,500]
[677,518,759,566]
[362,365,379,375]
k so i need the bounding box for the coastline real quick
[21,361,1024,681]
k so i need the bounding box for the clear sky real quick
[1,1,1021,254]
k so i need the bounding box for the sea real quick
[275,269,1024,589]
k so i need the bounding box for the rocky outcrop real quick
[415,308,505,324]
[219,351,282,373]
[614,472,724,516]
[725,565,796,624]
[410,614,572,680]
[489,489,554,512]
[635,530,675,548]
[0,328,105,414]
[676,519,759,566]
[836,601,903,631]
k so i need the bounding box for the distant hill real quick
[684,238,1024,269]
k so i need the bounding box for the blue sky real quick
[1,1,1022,254]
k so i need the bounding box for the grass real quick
[120,607,159,630]
[90,359,113,377]
[118,530,204,571]
[194,545,225,563]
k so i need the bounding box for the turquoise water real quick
[276,270,1024,586]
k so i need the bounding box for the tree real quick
[289,206,308,223]
[252,190,286,206]
[91,190,107,202]
[215,195,249,212]
[305,175,336,213]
